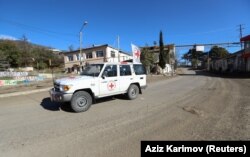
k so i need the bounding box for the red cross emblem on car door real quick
[107,81,116,91]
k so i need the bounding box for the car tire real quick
[127,84,139,100]
[71,91,92,112]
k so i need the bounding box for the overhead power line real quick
[0,18,78,44]
[168,26,236,37]
[0,18,77,37]
[175,42,240,48]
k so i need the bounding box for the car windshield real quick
[80,64,104,77]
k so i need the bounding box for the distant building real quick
[49,48,62,54]
[62,44,132,73]
[210,35,250,73]
[241,35,250,72]
[139,44,176,74]
[140,44,175,64]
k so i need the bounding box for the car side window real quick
[133,64,146,75]
[103,65,117,77]
[120,65,132,76]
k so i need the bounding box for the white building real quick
[63,44,132,73]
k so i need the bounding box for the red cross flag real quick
[131,44,141,64]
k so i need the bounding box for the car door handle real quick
[114,80,118,81]
[140,77,144,79]
[101,81,107,83]
[130,78,133,80]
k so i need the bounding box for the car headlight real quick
[60,85,72,91]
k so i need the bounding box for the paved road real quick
[0,69,249,157]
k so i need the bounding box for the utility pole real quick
[238,24,244,49]
[207,51,210,71]
[79,21,88,72]
[117,35,120,62]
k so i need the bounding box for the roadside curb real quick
[0,87,52,98]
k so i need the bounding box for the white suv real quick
[50,63,147,112]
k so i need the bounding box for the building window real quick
[111,51,116,58]
[86,52,93,59]
[68,55,73,61]
[96,51,104,57]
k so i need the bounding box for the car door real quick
[99,64,120,96]
[133,64,147,87]
[119,64,133,92]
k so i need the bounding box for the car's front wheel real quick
[71,91,92,112]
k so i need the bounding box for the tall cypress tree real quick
[159,31,166,69]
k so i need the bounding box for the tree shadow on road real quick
[40,98,73,112]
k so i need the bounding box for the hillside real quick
[0,39,64,70]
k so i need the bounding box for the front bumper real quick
[49,88,73,102]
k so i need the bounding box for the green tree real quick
[31,47,63,70]
[68,45,74,51]
[0,40,20,67]
[208,46,229,58]
[50,52,64,68]
[31,47,45,69]
[19,35,32,67]
[153,41,157,46]
[158,31,166,69]
[141,47,154,73]
[184,48,203,68]
[182,53,190,65]
[0,37,63,70]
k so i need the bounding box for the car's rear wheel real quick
[71,91,92,112]
[127,84,139,100]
